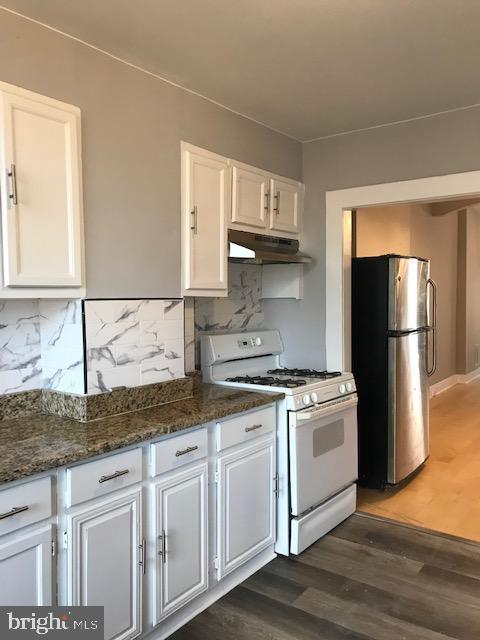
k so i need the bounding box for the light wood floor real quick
[171,514,480,640]
[357,379,480,541]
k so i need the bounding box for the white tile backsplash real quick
[88,363,142,394]
[0,297,187,396]
[0,367,42,394]
[113,344,166,367]
[84,299,185,394]
[194,264,265,367]
[0,301,42,394]
[39,299,84,394]
[86,320,141,348]
[184,298,195,373]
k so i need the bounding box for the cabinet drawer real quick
[151,428,208,477]
[216,405,275,452]
[66,448,143,507]
[0,477,52,536]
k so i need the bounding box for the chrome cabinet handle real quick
[264,192,270,211]
[245,423,263,432]
[158,530,166,564]
[175,445,198,457]
[98,468,129,483]
[273,473,279,496]
[139,538,146,575]
[190,205,198,233]
[273,192,280,214]
[426,278,437,377]
[0,505,28,520]
[7,164,17,205]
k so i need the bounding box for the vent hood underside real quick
[228,230,312,265]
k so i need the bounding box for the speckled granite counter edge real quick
[0,388,284,485]
[41,376,194,421]
[0,390,42,420]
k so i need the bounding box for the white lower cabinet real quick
[0,524,54,605]
[216,436,276,579]
[152,462,208,624]
[66,487,143,640]
[0,406,278,640]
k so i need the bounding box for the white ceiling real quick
[3,0,480,141]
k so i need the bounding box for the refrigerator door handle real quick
[426,278,437,376]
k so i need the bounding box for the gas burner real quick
[225,375,307,388]
[267,368,343,379]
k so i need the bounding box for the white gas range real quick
[201,329,358,556]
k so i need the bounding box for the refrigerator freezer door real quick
[388,330,429,484]
[388,257,430,331]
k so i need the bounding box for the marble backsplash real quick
[194,264,264,366]
[184,298,195,373]
[0,298,186,396]
[40,300,85,394]
[85,299,185,394]
[0,300,42,394]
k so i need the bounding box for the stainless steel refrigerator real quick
[352,255,437,488]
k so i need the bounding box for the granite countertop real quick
[0,384,283,485]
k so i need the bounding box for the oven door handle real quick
[293,395,358,424]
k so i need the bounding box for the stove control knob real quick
[346,382,352,392]
[302,394,311,406]
[255,336,263,346]
[311,392,318,403]
[339,384,346,394]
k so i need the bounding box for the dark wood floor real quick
[171,513,480,640]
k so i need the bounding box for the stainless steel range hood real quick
[228,230,312,265]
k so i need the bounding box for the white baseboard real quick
[430,366,480,397]
[429,375,459,397]
[459,366,480,384]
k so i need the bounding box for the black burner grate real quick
[225,375,307,388]
[267,368,342,379]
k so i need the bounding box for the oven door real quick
[289,395,358,517]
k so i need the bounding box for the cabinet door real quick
[269,177,303,234]
[153,462,208,623]
[0,84,83,287]
[231,162,268,231]
[217,437,275,579]
[0,525,54,605]
[181,143,228,297]
[67,489,142,640]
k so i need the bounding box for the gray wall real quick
[0,11,302,298]
[265,106,480,369]
[457,206,480,374]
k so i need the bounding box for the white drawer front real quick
[151,428,208,477]
[66,448,143,507]
[216,405,275,452]
[0,477,52,536]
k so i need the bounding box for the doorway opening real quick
[325,171,480,542]
[352,198,480,541]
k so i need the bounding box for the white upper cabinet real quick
[231,162,269,231]
[227,158,303,237]
[181,142,228,297]
[0,82,84,293]
[269,176,303,235]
